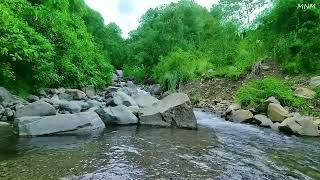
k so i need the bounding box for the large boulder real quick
[265,96,280,105]
[96,105,138,125]
[27,95,39,103]
[14,100,56,118]
[278,115,319,136]
[65,89,86,100]
[83,86,96,98]
[310,76,320,88]
[254,114,273,128]
[139,93,197,129]
[267,103,289,122]
[58,101,81,114]
[133,94,159,108]
[15,112,105,136]
[294,87,316,99]
[226,103,241,114]
[0,87,14,107]
[231,110,253,123]
[87,100,103,109]
[113,91,137,107]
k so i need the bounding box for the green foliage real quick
[0,0,114,93]
[258,0,320,74]
[153,49,210,91]
[123,65,147,82]
[235,77,306,109]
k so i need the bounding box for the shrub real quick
[153,49,210,91]
[235,77,306,109]
[123,65,147,82]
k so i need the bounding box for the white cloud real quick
[84,0,218,38]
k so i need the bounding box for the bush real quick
[123,65,147,82]
[153,49,210,91]
[235,77,306,109]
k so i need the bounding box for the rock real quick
[65,89,86,100]
[4,108,14,117]
[14,100,56,118]
[116,70,123,79]
[278,115,319,136]
[48,88,59,95]
[267,103,289,122]
[0,87,14,107]
[0,105,4,115]
[113,91,137,107]
[0,122,10,127]
[127,106,141,115]
[87,100,103,108]
[72,101,89,111]
[294,87,316,99]
[58,101,81,114]
[271,122,281,131]
[149,84,162,95]
[15,112,105,136]
[105,97,116,107]
[133,94,159,108]
[57,87,66,94]
[58,93,73,101]
[231,110,254,123]
[27,95,40,103]
[83,86,96,98]
[139,93,197,129]
[226,103,241,114]
[112,73,118,82]
[265,96,280,105]
[254,114,273,127]
[96,105,138,125]
[104,86,120,93]
[160,91,172,99]
[38,89,47,97]
[310,76,320,88]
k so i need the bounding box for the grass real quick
[235,77,307,111]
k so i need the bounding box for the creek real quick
[0,111,319,179]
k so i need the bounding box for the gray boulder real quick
[83,86,96,98]
[267,103,289,122]
[0,105,4,115]
[65,89,86,100]
[278,115,319,136]
[265,96,280,105]
[116,70,123,79]
[0,87,14,107]
[133,94,159,108]
[58,101,81,114]
[231,110,253,123]
[15,112,105,136]
[113,91,137,107]
[87,100,103,108]
[310,76,320,88]
[4,108,14,117]
[96,105,138,125]
[294,87,316,99]
[15,100,56,118]
[226,103,241,114]
[58,93,73,101]
[149,84,162,95]
[139,93,197,129]
[27,95,39,103]
[254,114,273,127]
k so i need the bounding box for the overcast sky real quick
[84,0,218,38]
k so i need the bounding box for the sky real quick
[84,0,218,38]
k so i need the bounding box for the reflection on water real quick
[0,111,319,180]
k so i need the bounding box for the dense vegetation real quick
[0,0,319,96]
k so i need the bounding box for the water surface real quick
[0,111,319,179]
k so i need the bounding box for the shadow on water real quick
[0,111,319,180]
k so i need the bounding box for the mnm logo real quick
[297,4,316,9]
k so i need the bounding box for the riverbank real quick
[181,60,320,137]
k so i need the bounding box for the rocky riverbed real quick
[0,71,198,137]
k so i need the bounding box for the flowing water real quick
[0,111,320,180]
